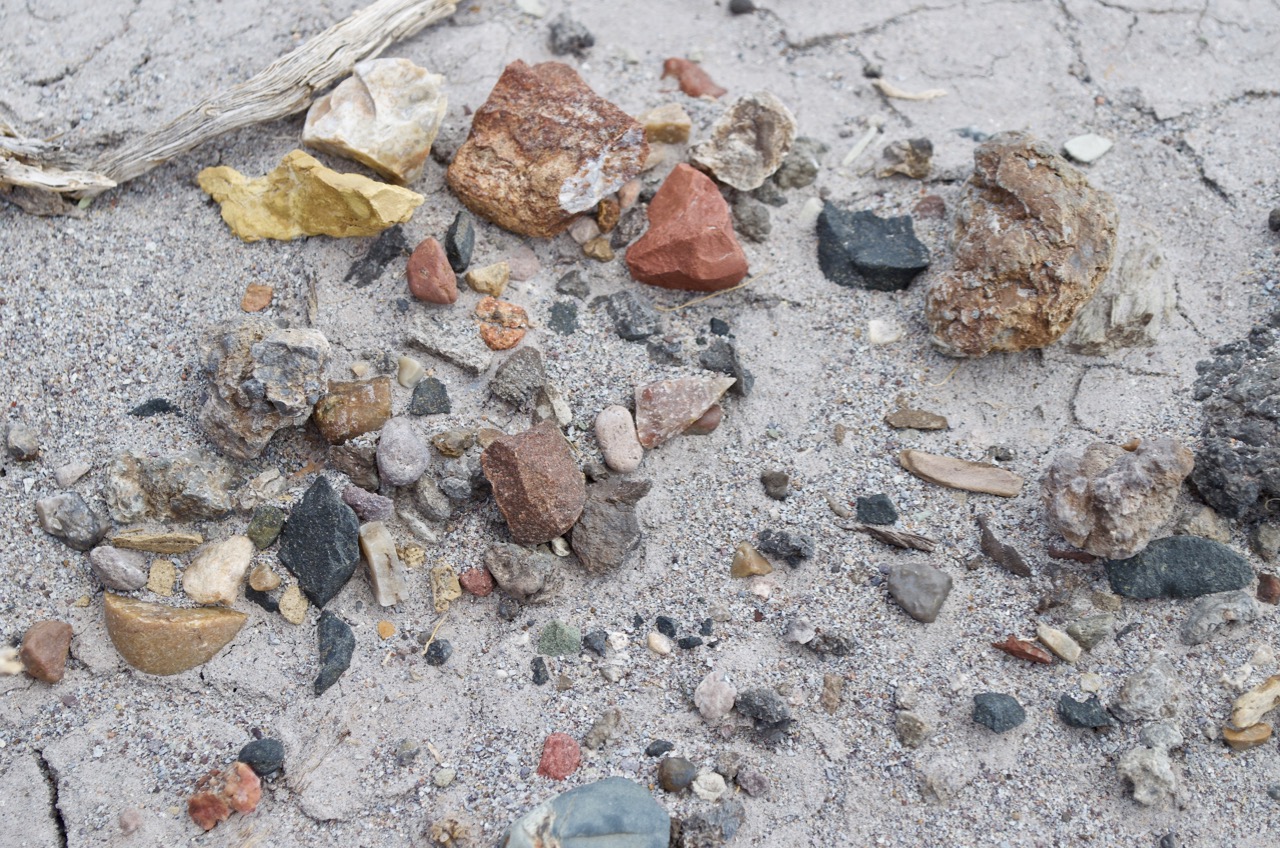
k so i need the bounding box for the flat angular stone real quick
[466,261,510,297]
[1231,675,1280,728]
[1066,613,1114,650]
[1063,133,1113,164]
[35,492,109,551]
[1036,624,1082,663]
[626,164,748,292]
[341,485,393,522]
[1065,230,1174,355]
[899,449,1024,497]
[475,297,529,351]
[634,376,736,449]
[314,610,355,696]
[1223,722,1271,751]
[197,150,423,241]
[884,407,948,430]
[278,477,360,608]
[817,206,929,291]
[640,103,692,144]
[1181,590,1260,645]
[993,635,1055,664]
[108,528,203,554]
[406,237,458,305]
[303,58,446,185]
[183,536,254,606]
[482,422,586,544]
[730,542,772,577]
[1057,694,1114,728]
[887,562,952,623]
[409,377,451,415]
[445,210,475,272]
[690,91,796,191]
[972,692,1025,733]
[19,620,73,683]
[312,378,392,445]
[344,224,410,288]
[446,61,647,237]
[502,777,669,848]
[88,545,149,591]
[1113,654,1179,723]
[878,138,933,179]
[570,479,650,573]
[491,347,546,407]
[605,290,662,341]
[1104,536,1253,599]
[104,594,246,675]
[359,522,408,607]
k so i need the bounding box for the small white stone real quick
[1063,133,1113,164]
[550,537,570,557]
[595,405,643,473]
[691,772,728,802]
[568,217,601,245]
[1079,672,1103,693]
[799,196,824,230]
[0,647,23,676]
[606,631,630,651]
[183,535,254,606]
[359,521,409,606]
[748,576,774,599]
[694,670,737,722]
[515,0,547,16]
[647,632,673,655]
[1220,664,1253,693]
[867,319,905,346]
[398,356,425,388]
[1036,623,1081,664]
[601,665,624,683]
[1252,645,1275,666]
[54,460,91,488]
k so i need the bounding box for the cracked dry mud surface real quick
[3,1,1280,846]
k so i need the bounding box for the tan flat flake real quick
[898,449,1024,497]
[278,584,308,625]
[109,528,204,554]
[197,149,423,242]
[104,594,246,675]
[359,522,409,607]
[1231,675,1280,729]
[1223,722,1271,751]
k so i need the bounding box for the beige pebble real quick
[466,261,510,297]
[377,620,396,639]
[550,536,570,557]
[147,559,176,596]
[1231,675,1280,729]
[398,356,425,388]
[183,536,254,606]
[1079,672,1103,693]
[398,544,426,569]
[0,647,23,676]
[568,216,601,245]
[248,564,281,592]
[595,405,643,473]
[350,360,371,378]
[692,772,728,802]
[647,632,673,655]
[730,542,772,577]
[867,319,905,345]
[279,584,308,625]
[1036,623,1081,663]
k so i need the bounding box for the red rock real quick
[536,732,582,780]
[992,635,1055,664]
[407,237,458,304]
[476,297,529,351]
[446,61,648,238]
[458,567,495,597]
[188,791,230,832]
[1259,572,1280,605]
[222,762,261,814]
[187,761,261,832]
[481,421,586,545]
[626,164,749,292]
[662,58,727,98]
[684,404,723,436]
[19,620,73,683]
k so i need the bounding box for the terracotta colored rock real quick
[104,593,247,675]
[476,297,529,350]
[684,404,723,435]
[626,164,748,292]
[458,567,495,597]
[20,620,73,683]
[662,58,727,98]
[925,132,1119,357]
[992,635,1055,664]
[537,733,582,780]
[481,421,586,545]
[240,284,273,312]
[635,376,736,449]
[690,91,797,191]
[407,238,458,304]
[312,377,393,445]
[187,791,230,832]
[188,762,261,832]
[446,61,648,238]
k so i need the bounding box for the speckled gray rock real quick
[490,348,547,408]
[547,13,594,57]
[731,195,771,243]
[278,477,360,608]
[772,137,826,189]
[484,543,562,603]
[35,492,110,551]
[408,377,451,416]
[756,529,813,567]
[1180,590,1260,645]
[583,708,622,750]
[735,687,792,742]
[570,479,650,574]
[972,692,1025,733]
[341,485,394,522]
[1112,654,1179,723]
[1119,725,1182,806]
[1057,694,1114,728]
[88,545,148,591]
[5,422,40,460]
[500,778,669,848]
[376,418,431,487]
[1066,613,1115,651]
[676,799,745,848]
[1105,536,1253,599]
[887,562,952,623]
[314,610,355,696]
[104,450,234,523]
[405,314,493,375]
[410,477,453,523]
[605,290,662,341]
[895,711,932,747]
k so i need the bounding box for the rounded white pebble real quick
[595,405,644,472]
[867,319,905,346]
[647,632,673,655]
[398,356,425,388]
[692,772,728,802]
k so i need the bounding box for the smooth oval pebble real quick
[898,449,1024,497]
[647,632,673,655]
[104,594,247,675]
[397,356,425,388]
[595,405,643,472]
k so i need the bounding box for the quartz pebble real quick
[730,542,772,577]
[694,669,737,721]
[647,632,673,655]
[184,536,254,606]
[359,522,409,606]
[1036,624,1082,663]
[397,356,424,388]
[104,593,247,675]
[19,620,73,683]
[1063,133,1113,164]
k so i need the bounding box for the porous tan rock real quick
[689,91,797,191]
[640,103,692,143]
[446,61,648,238]
[925,132,1119,357]
[311,378,392,445]
[465,261,510,297]
[104,594,247,675]
[1042,437,1194,559]
[19,620,73,683]
[183,535,254,606]
[1231,675,1280,729]
[481,421,586,545]
[303,58,447,185]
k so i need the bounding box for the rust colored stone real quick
[312,377,392,445]
[662,58,727,98]
[925,132,1118,357]
[188,792,230,832]
[481,421,586,545]
[446,61,648,238]
[626,164,748,292]
[240,284,274,312]
[1048,546,1098,564]
[187,762,260,832]
[476,297,529,350]
[222,762,261,814]
[684,404,723,436]
[458,567,495,597]
[536,732,582,780]
[992,635,1055,664]
[19,620,73,683]
[1258,572,1280,605]
[407,237,458,304]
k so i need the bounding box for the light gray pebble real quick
[376,418,431,486]
[88,545,148,591]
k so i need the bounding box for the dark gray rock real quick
[1057,694,1115,728]
[658,756,697,792]
[425,639,453,666]
[345,225,408,287]
[548,13,594,56]
[698,338,753,396]
[491,348,547,408]
[760,470,790,500]
[606,290,662,341]
[556,270,590,299]
[484,543,562,603]
[35,492,110,551]
[972,692,1025,733]
[128,397,178,417]
[646,335,683,364]
[314,610,355,696]
[238,738,285,776]
[654,616,677,638]
[709,317,731,336]
[531,656,549,685]
[501,778,669,848]
[978,514,1032,578]
[856,493,897,525]
[549,301,579,335]
[583,629,609,657]
[410,476,453,523]
[279,477,360,607]
[728,0,756,13]
[676,799,746,848]
[408,377,451,416]
[886,562,952,623]
[644,740,674,757]
[735,687,792,742]
[757,528,814,567]
[571,479,650,574]
[817,205,930,291]
[445,211,475,273]
[732,195,771,243]
[1270,208,1280,232]
[610,207,648,249]
[753,179,786,207]
[1104,536,1253,599]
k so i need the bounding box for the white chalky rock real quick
[1063,133,1113,164]
[183,536,254,606]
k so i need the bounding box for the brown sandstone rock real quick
[312,378,393,445]
[104,594,246,676]
[407,237,458,304]
[446,61,648,238]
[626,164,748,292]
[481,421,586,545]
[19,620,73,683]
[925,132,1118,357]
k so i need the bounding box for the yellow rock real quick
[430,564,462,613]
[103,594,246,676]
[197,150,424,242]
[1223,722,1272,751]
[465,261,510,297]
[147,559,177,596]
[279,584,309,625]
[640,103,692,144]
[730,542,773,578]
[377,620,396,640]
[398,544,426,569]
[109,528,203,554]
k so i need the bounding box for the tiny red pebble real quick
[992,635,1054,664]
[458,567,495,597]
[536,733,581,780]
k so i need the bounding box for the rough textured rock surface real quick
[182,535,254,606]
[314,610,355,696]
[312,378,392,445]
[635,376,736,449]
[446,61,647,238]
[104,593,247,676]
[925,132,1119,357]
[689,91,797,191]
[35,492,110,551]
[104,450,234,522]
[406,237,458,305]
[501,777,669,848]
[570,479,650,573]
[1191,312,1280,518]
[625,164,749,292]
[482,422,586,545]
[1042,437,1194,559]
[197,318,331,460]
[886,562,952,623]
[197,150,424,241]
[484,543,562,603]
[1105,536,1253,599]
[19,620,73,683]
[816,206,930,291]
[1065,229,1175,355]
[1180,590,1260,645]
[278,477,361,608]
[303,58,447,185]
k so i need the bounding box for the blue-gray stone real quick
[856,493,898,525]
[314,610,354,696]
[1057,694,1114,729]
[279,477,360,607]
[1104,536,1253,599]
[549,301,579,335]
[972,692,1025,733]
[501,777,669,848]
[817,205,929,291]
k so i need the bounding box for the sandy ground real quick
[3,1,1280,846]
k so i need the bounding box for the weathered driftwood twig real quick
[835,519,939,553]
[0,0,457,205]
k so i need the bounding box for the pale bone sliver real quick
[898,449,1024,498]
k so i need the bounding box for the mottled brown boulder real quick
[312,378,392,445]
[104,594,246,675]
[446,61,648,238]
[481,421,586,545]
[20,620,73,683]
[1042,437,1194,559]
[626,164,748,292]
[925,132,1118,357]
